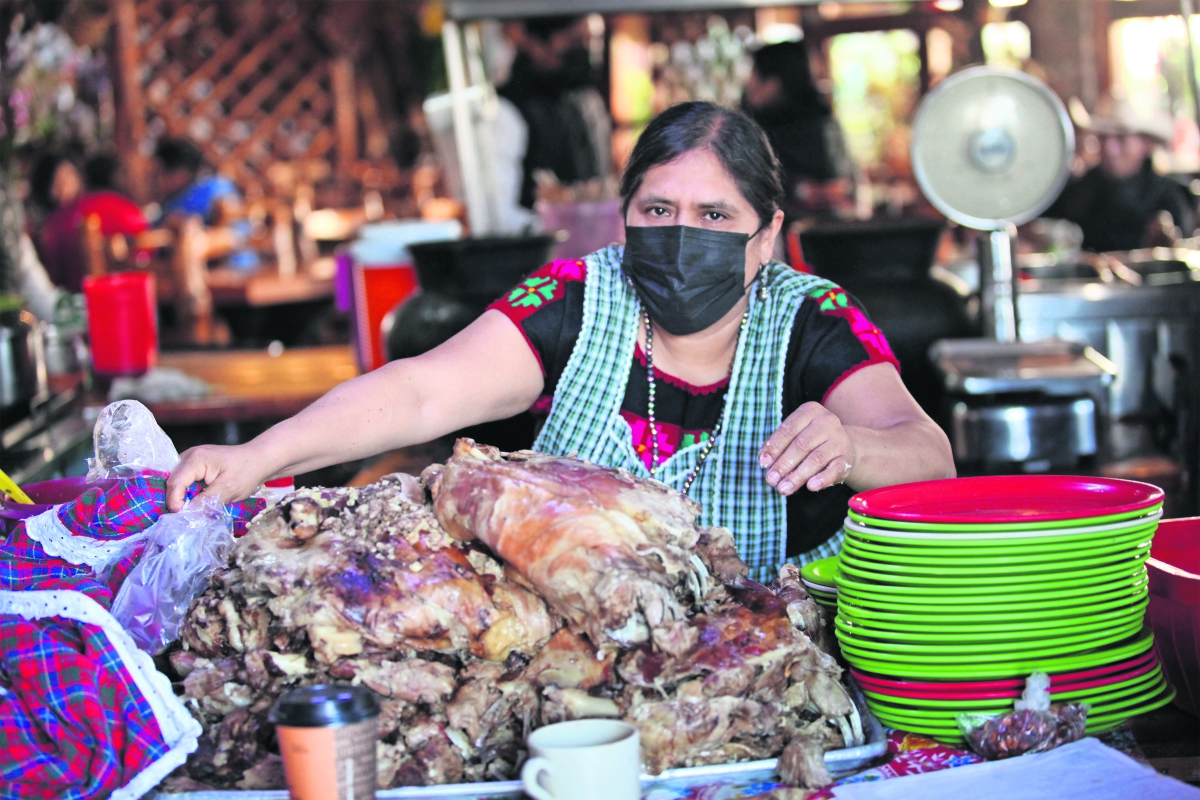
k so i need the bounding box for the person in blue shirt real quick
[153,138,259,270]
[154,138,238,222]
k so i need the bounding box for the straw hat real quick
[1071,96,1174,144]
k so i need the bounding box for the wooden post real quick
[109,0,148,202]
[330,56,358,178]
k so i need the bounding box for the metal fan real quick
[911,67,1074,341]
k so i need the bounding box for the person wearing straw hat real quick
[1044,97,1194,253]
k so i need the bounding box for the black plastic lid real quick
[270,684,381,728]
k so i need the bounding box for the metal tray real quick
[151,677,884,799]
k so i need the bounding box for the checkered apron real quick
[534,245,845,582]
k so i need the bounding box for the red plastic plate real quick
[853,659,1158,701]
[849,476,1163,525]
[849,650,1156,693]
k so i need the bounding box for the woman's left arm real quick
[759,362,954,496]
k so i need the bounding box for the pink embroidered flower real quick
[548,259,587,282]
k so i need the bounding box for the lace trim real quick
[632,344,731,395]
[0,589,201,799]
[24,507,149,576]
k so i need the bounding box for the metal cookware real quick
[0,310,48,417]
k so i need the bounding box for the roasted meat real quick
[426,440,726,655]
[167,445,855,793]
[192,474,555,663]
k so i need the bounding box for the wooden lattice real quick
[123,0,402,199]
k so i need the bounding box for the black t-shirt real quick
[490,259,900,554]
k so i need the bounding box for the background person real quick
[1045,99,1194,252]
[742,40,856,221]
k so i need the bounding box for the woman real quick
[167,102,952,578]
[742,41,856,220]
[33,151,148,292]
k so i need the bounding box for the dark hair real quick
[30,151,79,209]
[84,153,120,190]
[619,101,784,228]
[524,15,578,42]
[752,40,829,117]
[154,138,205,173]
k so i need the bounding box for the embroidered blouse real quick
[488,258,900,555]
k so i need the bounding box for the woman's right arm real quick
[165,309,544,510]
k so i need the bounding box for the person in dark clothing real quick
[742,40,855,220]
[1045,101,1194,252]
[497,16,603,210]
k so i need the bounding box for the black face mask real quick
[622,225,757,336]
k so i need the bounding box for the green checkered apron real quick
[533,245,845,583]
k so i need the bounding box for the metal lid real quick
[270,684,380,728]
[911,67,1074,230]
[929,338,1115,396]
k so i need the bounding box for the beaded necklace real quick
[643,272,765,495]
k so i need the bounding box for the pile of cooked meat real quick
[161,439,860,793]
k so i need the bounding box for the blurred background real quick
[0,0,1199,518]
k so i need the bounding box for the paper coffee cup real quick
[271,684,380,800]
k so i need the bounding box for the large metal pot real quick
[0,310,47,418]
[951,398,1097,468]
[42,322,86,377]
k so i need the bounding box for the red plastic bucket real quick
[84,272,158,376]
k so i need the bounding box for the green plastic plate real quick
[836,589,1147,625]
[836,560,1147,598]
[837,617,1144,659]
[843,515,1160,546]
[835,598,1148,642]
[836,574,1148,611]
[839,536,1153,576]
[847,505,1162,532]
[802,556,840,586]
[861,666,1163,711]
[837,550,1149,588]
[868,684,1174,741]
[839,628,1154,679]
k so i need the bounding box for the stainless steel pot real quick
[951,398,1097,467]
[0,311,48,413]
[42,322,85,377]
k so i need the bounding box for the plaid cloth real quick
[1,472,261,597]
[534,245,836,581]
[0,590,168,799]
[0,476,264,800]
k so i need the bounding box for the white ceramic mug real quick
[521,719,641,800]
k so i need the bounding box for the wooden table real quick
[131,345,358,427]
[205,267,336,307]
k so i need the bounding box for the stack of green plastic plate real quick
[836,475,1176,743]
[801,556,839,613]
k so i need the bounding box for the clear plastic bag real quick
[86,399,180,481]
[956,672,1089,760]
[109,495,234,654]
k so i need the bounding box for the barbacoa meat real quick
[426,440,727,655]
[164,442,857,793]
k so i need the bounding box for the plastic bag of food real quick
[109,495,234,654]
[956,672,1089,760]
[86,399,180,481]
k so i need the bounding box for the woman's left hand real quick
[759,401,856,496]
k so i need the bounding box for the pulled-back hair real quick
[619,101,784,228]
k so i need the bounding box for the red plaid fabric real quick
[0,477,266,799]
[0,587,168,799]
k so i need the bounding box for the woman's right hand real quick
[166,443,270,512]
